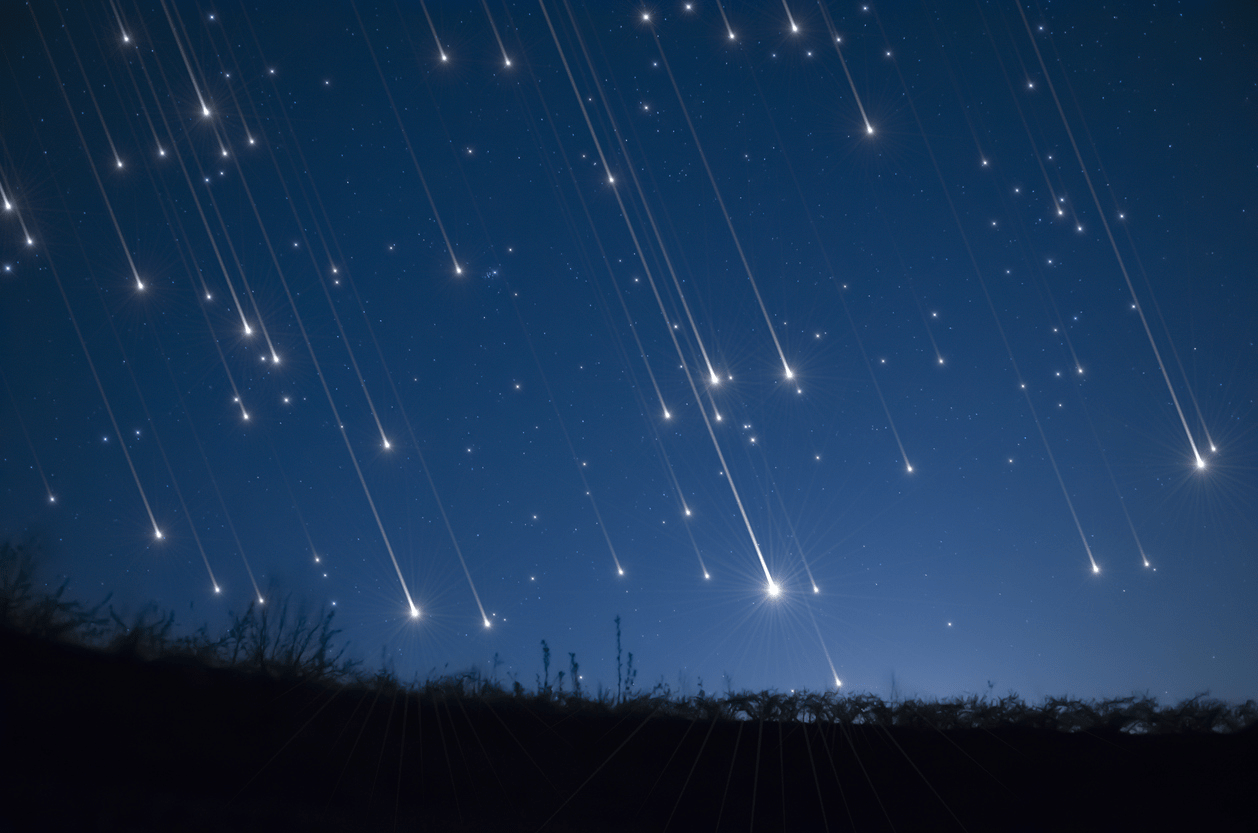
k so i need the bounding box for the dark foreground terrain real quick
[2,627,1256,833]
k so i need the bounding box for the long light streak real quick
[158,0,211,116]
[33,6,143,290]
[1014,1,1204,470]
[417,0,449,63]
[234,14,489,624]
[128,30,255,345]
[217,109,422,617]
[1,367,56,504]
[651,29,795,382]
[816,1,873,134]
[541,0,774,585]
[874,7,1099,572]
[481,0,512,67]
[34,238,163,541]
[351,0,462,276]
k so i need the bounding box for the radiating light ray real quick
[816,1,873,134]
[1014,0,1204,469]
[351,0,462,276]
[651,29,794,381]
[158,0,211,116]
[481,0,512,67]
[34,5,143,290]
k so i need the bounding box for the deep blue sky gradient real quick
[1,0,1255,702]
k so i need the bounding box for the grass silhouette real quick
[2,539,1256,831]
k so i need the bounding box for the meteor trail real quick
[817,2,874,135]
[1014,0,1205,469]
[652,29,795,382]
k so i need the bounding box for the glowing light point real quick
[617,568,625,576]
[202,106,211,117]
[835,678,842,688]
[812,585,819,594]
[1092,564,1100,574]
[410,606,420,619]
[728,30,736,40]
[242,412,250,421]
[703,572,710,580]
[663,410,672,420]
[25,238,33,246]
[1195,457,1206,470]
[866,124,874,135]
[244,325,253,336]
[154,529,163,540]
[383,439,392,450]
[785,368,795,380]
[483,618,492,628]
[906,464,914,473]
[214,586,221,594]
[271,354,280,365]
[710,373,720,386]
[767,581,781,598]
[48,495,56,503]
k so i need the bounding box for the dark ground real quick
[2,627,1255,832]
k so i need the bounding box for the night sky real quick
[2,1,1254,703]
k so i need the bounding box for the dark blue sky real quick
[2,1,1254,702]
